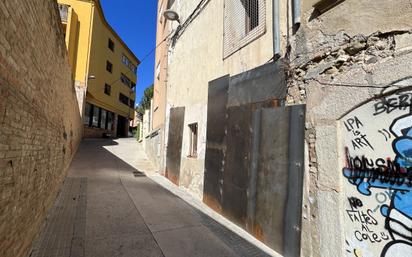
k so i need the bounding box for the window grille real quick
[223,0,266,58]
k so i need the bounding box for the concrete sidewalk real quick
[28,138,275,257]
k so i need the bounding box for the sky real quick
[100,0,158,106]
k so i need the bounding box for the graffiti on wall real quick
[341,89,412,257]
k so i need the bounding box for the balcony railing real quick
[58,4,69,22]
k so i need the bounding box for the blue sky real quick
[100,0,157,106]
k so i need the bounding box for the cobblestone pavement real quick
[28,138,276,257]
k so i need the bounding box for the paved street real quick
[28,138,273,257]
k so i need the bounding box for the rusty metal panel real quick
[227,62,286,107]
[283,104,305,257]
[252,105,305,256]
[206,75,229,144]
[204,75,229,212]
[166,107,185,185]
[254,107,291,253]
[203,63,304,256]
[222,106,253,226]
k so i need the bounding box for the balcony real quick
[58,4,69,23]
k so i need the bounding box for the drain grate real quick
[133,171,145,177]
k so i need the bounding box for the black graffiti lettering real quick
[354,230,385,243]
[352,156,363,169]
[376,158,387,172]
[373,93,412,115]
[398,94,410,110]
[374,101,387,115]
[367,209,378,225]
[361,224,370,232]
[346,209,377,225]
[386,98,397,113]
[348,197,363,209]
[344,116,364,132]
[350,208,388,243]
[351,134,374,151]
[362,135,374,150]
[345,154,412,187]
[381,232,390,240]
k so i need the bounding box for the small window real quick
[119,93,129,106]
[108,38,114,51]
[104,84,111,95]
[106,61,113,73]
[188,123,198,158]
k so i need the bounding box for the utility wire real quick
[139,30,175,64]
[105,30,174,96]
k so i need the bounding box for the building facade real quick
[153,0,412,256]
[143,0,173,171]
[58,0,140,138]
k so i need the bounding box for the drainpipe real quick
[292,0,301,26]
[272,0,281,58]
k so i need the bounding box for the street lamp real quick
[163,9,181,24]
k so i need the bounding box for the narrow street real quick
[28,138,272,257]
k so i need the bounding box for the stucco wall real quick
[0,1,83,257]
[166,0,290,198]
[287,0,412,256]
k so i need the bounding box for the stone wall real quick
[286,1,412,256]
[0,1,83,257]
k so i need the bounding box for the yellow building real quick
[58,0,140,137]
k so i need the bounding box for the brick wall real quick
[0,1,83,257]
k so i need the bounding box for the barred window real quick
[223,0,266,58]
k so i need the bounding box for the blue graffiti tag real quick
[343,113,412,256]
